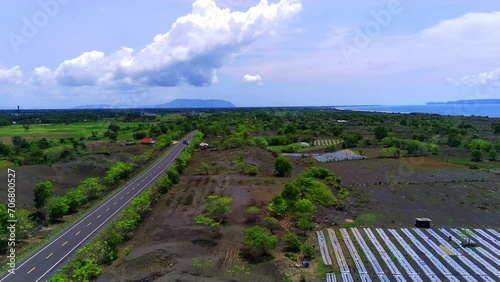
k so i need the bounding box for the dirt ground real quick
[99,148,500,282]
[99,147,323,282]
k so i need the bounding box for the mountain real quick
[427,99,500,105]
[155,99,236,108]
[73,104,113,109]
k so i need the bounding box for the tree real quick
[252,136,268,149]
[268,195,287,216]
[293,199,316,214]
[167,169,180,184]
[447,133,462,147]
[296,213,314,233]
[242,226,278,255]
[48,197,69,222]
[0,204,9,237]
[471,149,483,162]
[64,188,86,213]
[79,178,105,201]
[132,131,147,140]
[72,258,102,281]
[281,182,301,203]
[374,126,389,141]
[104,162,133,186]
[194,215,220,239]
[246,206,259,222]
[282,233,302,252]
[262,216,279,234]
[205,195,232,222]
[157,175,173,193]
[34,180,54,209]
[492,122,500,134]
[274,156,293,177]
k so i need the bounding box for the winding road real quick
[0,131,197,282]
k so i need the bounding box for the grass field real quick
[0,159,14,170]
[0,121,158,144]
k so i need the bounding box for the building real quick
[200,142,209,150]
[139,137,155,145]
[415,218,432,228]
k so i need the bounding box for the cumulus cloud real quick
[0,65,23,84]
[243,74,263,84]
[5,0,302,88]
[447,67,500,88]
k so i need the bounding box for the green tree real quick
[157,175,173,193]
[64,188,86,213]
[447,133,462,147]
[268,195,288,216]
[492,122,500,134]
[282,233,302,252]
[242,226,278,255]
[274,156,294,177]
[262,216,279,234]
[296,213,314,233]
[78,177,105,201]
[167,169,180,184]
[281,182,301,203]
[34,180,54,209]
[201,162,210,175]
[72,258,102,281]
[104,162,133,186]
[194,215,221,239]
[252,136,268,149]
[48,196,69,222]
[471,149,483,162]
[293,199,316,214]
[205,195,232,222]
[0,204,9,237]
[374,126,389,141]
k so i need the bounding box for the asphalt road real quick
[0,131,197,282]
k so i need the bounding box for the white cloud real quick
[10,0,302,88]
[447,67,500,88]
[0,65,23,84]
[243,74,262,84]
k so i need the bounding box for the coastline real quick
[335,104,500,118]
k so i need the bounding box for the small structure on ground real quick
[139,137,155,145]
[200,142,209,150]
[415,218,432,228]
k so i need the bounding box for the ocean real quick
[338,104,500,118]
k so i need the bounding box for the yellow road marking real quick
[46,253,53,259]
[106,208,110,211]
[120,196,124,200]
[113,202,117,205]
[97,214,101,219]
[27,267,36,274]
[87,222,92,227]
[132,187,135,190]
[75,231,81,236]
[127,191,130,195]
[62,241,68,246]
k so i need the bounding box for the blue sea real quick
[338,104,500,118]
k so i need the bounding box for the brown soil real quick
[101,150,500,281]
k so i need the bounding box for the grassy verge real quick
[446,158,500,170]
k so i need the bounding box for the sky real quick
[0,0,499,109]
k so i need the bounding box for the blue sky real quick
[0,0,499,109]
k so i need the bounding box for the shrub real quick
[282,233,302,252]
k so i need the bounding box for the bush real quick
[268,195,287,216]
[282,233,302,252]
[242,226,278,255]
[245,165,258,176]
[301,242,315,258]
[274,156,294,177]
[167,169,180,184]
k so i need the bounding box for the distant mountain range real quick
[156,99,236,108]
[73,99,236,109]
[427,99,500,105]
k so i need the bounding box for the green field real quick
[0,121,158,144]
